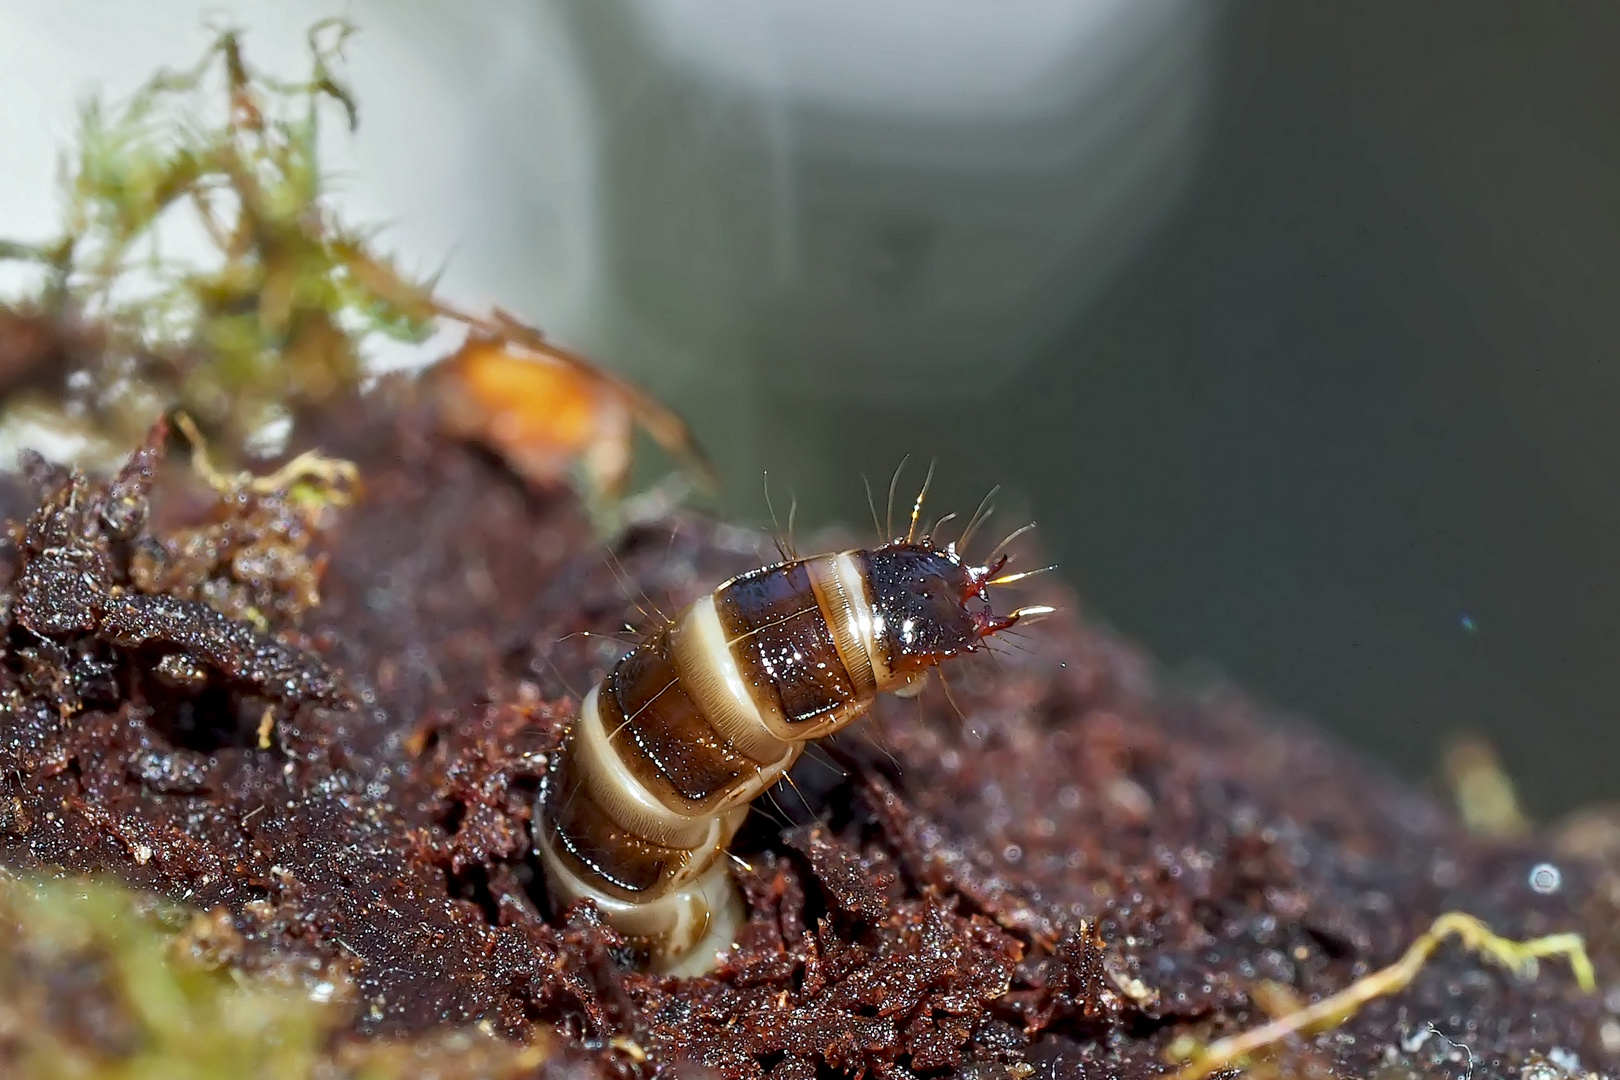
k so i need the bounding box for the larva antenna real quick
[906,457,937,544]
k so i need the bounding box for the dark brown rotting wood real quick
[784,823,895,922]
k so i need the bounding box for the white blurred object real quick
[566,0,1216,400]
[0,0,599,361]
[0,0,1213,415]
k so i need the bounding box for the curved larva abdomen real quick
[536,543,1038,974]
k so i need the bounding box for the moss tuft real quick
[0,22,436,471]
[0,871,335,1079]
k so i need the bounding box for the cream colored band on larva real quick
[536,822,746,973]
[806,554,877,697]
[573,685,714,847]
[672,595,794,764]
[831,550,896,688]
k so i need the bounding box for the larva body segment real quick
[537,542,1037,974]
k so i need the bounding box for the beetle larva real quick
[535,489,1049,975]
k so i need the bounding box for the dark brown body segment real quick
[545,754,690,899]
[715,561,856,726]
[605,630,752,811]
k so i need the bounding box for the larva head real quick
[857,541,1041,683]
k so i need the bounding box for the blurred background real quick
[3,2,1618,817]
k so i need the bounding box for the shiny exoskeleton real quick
[536,535,1045,974]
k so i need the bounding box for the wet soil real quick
[0,378,1613,1079]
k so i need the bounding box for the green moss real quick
[0,872,335,1080]
[0,871,554,1079]
[0,22,437,469]
[2,20,710,531]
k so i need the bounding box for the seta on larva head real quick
[535,471,1051,975]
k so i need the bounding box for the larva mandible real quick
[535,473,1051,974]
